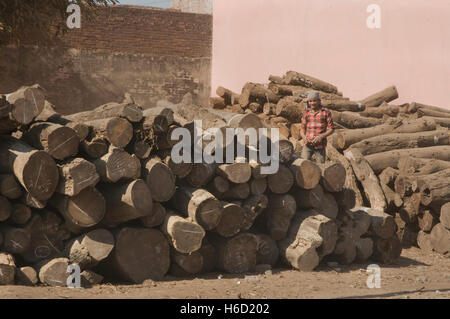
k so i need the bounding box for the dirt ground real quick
[0,247,449,299]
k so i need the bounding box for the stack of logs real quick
[213,70,450,257]
[0,84,405,287]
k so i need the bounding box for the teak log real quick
[267,164,294,194]
[331,111,383,129]
[213,202,245,238]
[266,194,297,240]
[66,102,143,123]
[93,147,141,183]
[430,224,450,255]
[398,157,450,175]
[84,117,133,148]
[241,194,269,231]
[292,184,338,220]
[2,84,45,125]
[360,86,399,108]
[98,180,153,226]
[216,163,251,184]
[139,202,167,228]
[161,211,205,254]
[142,157,176,202]
[283,71,338,94]
[38,258,70,287]
[239,83,280,108]
[254,234,279,266]
[418,168,450,209]
[440,203,450,230]
[0,174,23,199]
[320,162,346,193]
[56,158,100,196]
[23,122,79,160]
[0,226,31,254]
[0,136,58,201]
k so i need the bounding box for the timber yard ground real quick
[0,247,448,299]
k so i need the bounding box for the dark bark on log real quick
[360,86,399,108]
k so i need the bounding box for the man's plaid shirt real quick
[300,106,336,150]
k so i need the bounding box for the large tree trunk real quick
[360,103,399,118]
[430,224,450,255]
[320,162,346,193]
[2,85,45,127]
[344,148,386,210]
[64,229,115,270]
[0,226,31,254]
[365,146,450,174]
[98,180,153,226]
[336,118,436,150]
[38,258,70,287]
[139,202,167,228]
[254,234,279,266]
[80,137,109,159]
[66,102,143,123]
[142,157,176,202]
[186,163,216,188]
[409,102,450,116]
[211,233,258,274]
[292,184,338,220]
[239,83,280,108]
[331,111,383,129]
[20,210,71,263]
[171,187,222,230]
[348,130,449,156]
[10,203,32,225]
[418,168,450,209]
[216,163,252,184]
[266,194,297,240]
[420,116,450,128]
[56,158,100,196]
[398,157,450,175]
[267,164,294,194]
[0,136,59,201]
[241,194,269,231]
[161,211,205,254]
[213,202,245,238]
[101,227,170,283]
[283,71,339,94]
[93,147,141,183]
[372,236,402,264]
[216,86,240,105]
[360,86,399,107]
[268,83,343,100]
[84,117,133,149]
[50,187,106,232]
[278,211,337,271]
[289,158,322,190]
[0,174,23,199]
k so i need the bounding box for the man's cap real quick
[306,90,321,101]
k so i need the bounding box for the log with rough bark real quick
[16,266,38,286]
[186,163,216,188]
[275,97,305,123]
[419,168,450,209]
[213,202,245,238]
[250,177,267,195]
[169,249,204,276]
[394,175,419,199]
[67,102,143,123]
[398,157,450,175]
[278,211,337,271]
[0,196,12,222]
[349,130,449,156]
[20,210,70,263]
[283,71,339,94]
[0,226,31,254]
[98,180,153,226]
[290,158,322,190]
[241,194,269,231]
[208,176,230,194]
[0,252,15,285]
[84,117,133,148]
[216,163,251,184]
[417,230,434,252]
[360,86,399,108]
[34,101,90,141]
[216,86,240,105]
[139,202,166,228]
[23,122,79,160]
[372,236,402,264]
[56,158,100,196]
[320,162,346,193]
[365,146,450,174]
[292,185,338,220]
[198,239,217,274]
[320,99,365,112]
[80,137,109,159]
[50,187,106,232]
[441,203,450,230]
[399,194,422,224]
[155,125,180,150]
[267,164,294,194]
[209,97,226,109]
[64,229,114,270]
[430,224,450,255]
[268,83,343,100]
[420,117,450,128]
[357,207,396,239]
[381,183,403,213]
[142,157,176,202]
[278,136,294,163]
[220,182,250,200]
[379,167,400,188]
[38,257,70,287]
[418,208,437,232]
[266,194,297,240]
[360,103,399,118]
[0,174,23,199]
[0,137,59,201]
[161,211,205,254]
[144,106,175,126]
[326,144,364,206]
[20,192,47,209]
[409,102,450,116]
[11,203,32,225]
[211,232,258,274]
[239,83,280,108]
[331,208,372,264]
[254,234,279,266]
[101,227,170,283]
[395,214,419,248]
[1,85,45,128]
[160,151,192,179]
[93,147,141,183]
[331,111,383,129]
[171,187,222,231]
[344,148,386,210]
[336,118,436,150]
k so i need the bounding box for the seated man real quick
[299,91,336,163]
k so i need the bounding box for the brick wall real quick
[0,6,212,114]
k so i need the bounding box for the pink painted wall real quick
[212,0,450,109]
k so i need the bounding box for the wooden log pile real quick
[0,84,409,287]
[213,70,450,257]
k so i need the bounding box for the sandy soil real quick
[0,247,449,299]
